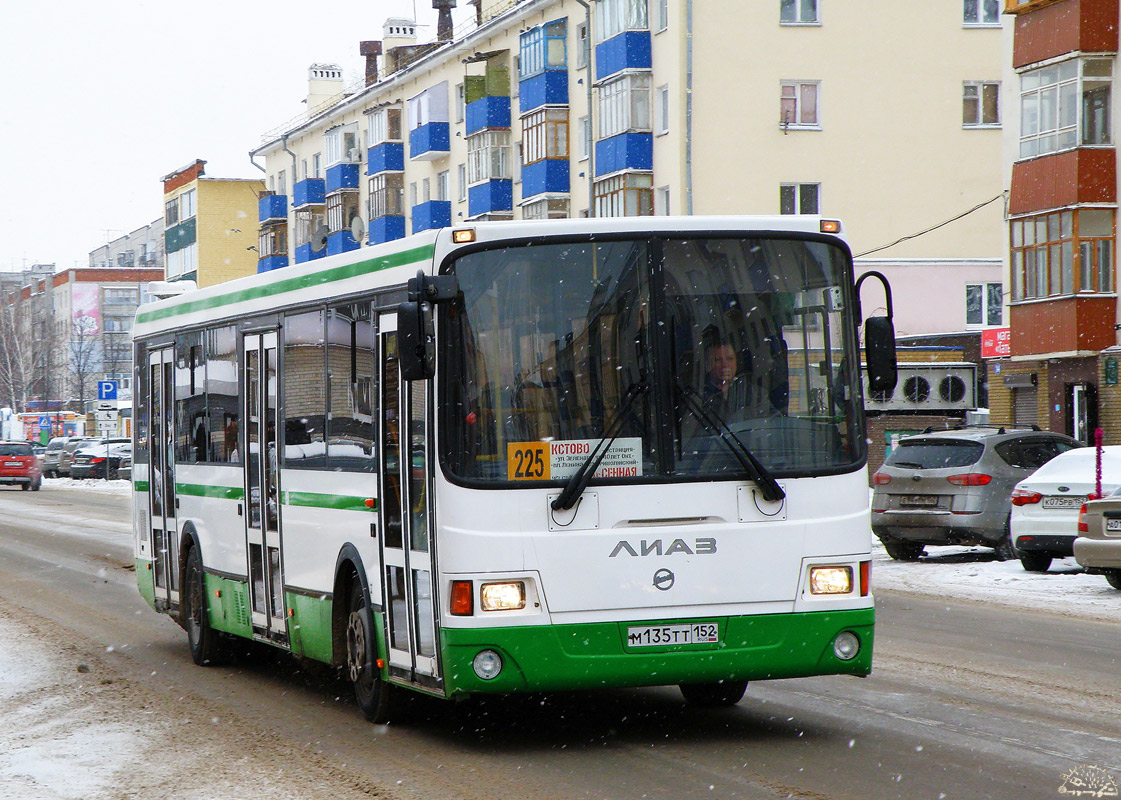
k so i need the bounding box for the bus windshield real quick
[442,234,865,485]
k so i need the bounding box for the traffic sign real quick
[97,381,118,401]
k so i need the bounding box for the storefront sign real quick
[980,327,1011,359]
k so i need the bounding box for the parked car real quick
[58,437,98,478]
[1073,489,1121,590]
[70,438,131,479]
[871,426,1080,561]
[1010,445,1121,572]
[116,453,132,482]
[0,440,42,491]
[41,436,77,478]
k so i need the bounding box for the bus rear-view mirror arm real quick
[854,271,898,396]
[399,271,459,381]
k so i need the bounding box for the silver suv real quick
[41,436,76,478]
[58,437,98,478]
[871,426,1080,561]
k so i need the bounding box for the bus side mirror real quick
[854,270,898,395]
[398,299,434,381]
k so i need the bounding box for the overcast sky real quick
[0,1,475,273]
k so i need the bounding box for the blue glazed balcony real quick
[522,159,570,198]
[294,243,327,264]
[412,200,452,232]
[595,133,653,176]
[325,163,360,194]
[595,31,652,81]
[468,180,513,218]
[409,122,451,161]
[466,96,512,135]
[259,194,287,223]
[257,255,288,273]
[292,178,325,209]
[519,71,569,114]
[367,142,405,175]
[327,230,360,256]
[370,216,406,244]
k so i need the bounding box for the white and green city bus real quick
[132,216,896,721]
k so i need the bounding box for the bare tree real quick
[70,315,100,413]
[0,297,31,412]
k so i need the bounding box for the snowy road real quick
[0,481,1117,800]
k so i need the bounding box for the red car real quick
[0,441,43,491]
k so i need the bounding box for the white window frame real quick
[655,84,669,135]
[779,182,820,215]
[408,82,450,130]
[965,282,1003,327]
[598,72,652,139]
[521,197,570,220]
[780,0,819,25]
[594,171,653,217]
[656,0,668,31]
[467,130,512,184]
[780,80,820,129]
[457,163,467,201]
[594,0,648,43]
[963,81,1001,128]
[326,123,360,165]
[1018,58,1112,158]
[368,174,404,219]
[579,116,591,160]
[523,108,570,164]
[963,0,1001,26]
[368,106,403,145]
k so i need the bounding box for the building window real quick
[165,197,179,226]
[780,0,818,25]
[368,106,402,145]
[656,0,669,31]
[598,73,652,139]
[966,283,1003,326]
[368,174,404,218]
[579,116,591,159]
[594,172,653,217]
[1010,209,1117,299]
[523,108,569,164]
[576,22,589,69]
[963,0,1000,25]
[780,183,820,214]
[327,191,360,234]
[521,197,570,219]
[408,83,450,131]
[457,163,467,201]
[1020,58,1112,158]
[963,81,1000,127]
[103,287,139,304]
[437,170,450,202]
[655,85,669,134]
[780,80,819,128]
[422,177,431,204]
[103,317,133,333]
[180,189,196,219]
[520,19,567,79]
[326,123,360,165]
[467,130,512,184]
[455,83,465,124]
[295,208,326,248]
[277,170,287,198]
[258,226,288,258]
[656,185,670,215]
[595,0,648,43]
[313,153,322,178]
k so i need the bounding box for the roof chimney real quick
[306,63,344,115]
[433,0,456,42]
[360,41,383,86]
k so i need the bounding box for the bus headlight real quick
[809,566,853,595]
[833,632,860,661]
[480,581,526,611]
[473,649,503,680]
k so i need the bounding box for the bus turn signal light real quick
[452,228,476,244]
[820,219,841,234]
[450,580,473,616]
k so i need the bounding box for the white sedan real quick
[1010,445,1121,572]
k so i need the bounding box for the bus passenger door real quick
[378,313,441,688]
[241,331,287,643]
[148,347,179,610]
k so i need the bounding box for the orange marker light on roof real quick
[820,219,842,234]
[452,228,476,244]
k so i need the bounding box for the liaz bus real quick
[131,216,897,721]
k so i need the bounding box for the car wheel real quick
[1104,570,1121,591]
[883,541,925,561]
[31,476,41,492]
[19,482,29,491]
[184,546,226,666]
[993,532,1016,562]
[1019,552,1052,572]
[346,576,394,723]
[679,680,748,707]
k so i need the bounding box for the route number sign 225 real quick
[507,442,550,481]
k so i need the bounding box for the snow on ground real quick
[41,476,132,496]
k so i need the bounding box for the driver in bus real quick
[702,339,750,420]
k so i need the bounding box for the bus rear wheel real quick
[184,546,226,666]
[346,577,393,723]
[679,680,748,707]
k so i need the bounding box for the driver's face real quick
[708,345,737,383]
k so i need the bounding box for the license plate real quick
[626,622,719,647]
[1106,518,1121,531]
[3,462,20,467]
[1042,495,1085,509]
[901,495,938,507]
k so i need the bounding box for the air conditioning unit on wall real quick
[862,362,977,413]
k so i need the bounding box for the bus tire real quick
[184,546,225,666]
[679,680,748,707]
[346,576,393,723]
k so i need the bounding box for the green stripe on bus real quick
[281,491,376,512]
[134,480,149,492]
[175,483,245,500]
[135,244,435,324]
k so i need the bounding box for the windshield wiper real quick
[676,383,785,503]
[551,377,649,512]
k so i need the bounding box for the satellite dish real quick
[310,224,330,253]
[350,214,366,243]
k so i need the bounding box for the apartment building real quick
[991,0,1119,444]
[161,160,265,288]
[89,219,164,270]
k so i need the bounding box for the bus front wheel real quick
[346,577,393,723]
[679,680,748,707]
[184,546,226,666]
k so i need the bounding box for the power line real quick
[854,193,1006,258]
